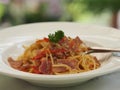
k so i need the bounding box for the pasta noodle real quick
[8,36,100,75]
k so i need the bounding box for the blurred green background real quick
[0,0,120,29]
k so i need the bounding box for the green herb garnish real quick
[48,30,64,43]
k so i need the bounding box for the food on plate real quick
[8,30,100,75]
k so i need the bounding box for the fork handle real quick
[88,47,120,53]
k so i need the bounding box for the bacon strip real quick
[39,58,52,74]
[8,57,23,69]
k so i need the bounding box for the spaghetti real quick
[8,32,100,75]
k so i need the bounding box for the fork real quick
[86,47,120,54]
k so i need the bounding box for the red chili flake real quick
[44,37,49,42]
[32,49,49,60]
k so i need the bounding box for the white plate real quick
[0,22,120,87]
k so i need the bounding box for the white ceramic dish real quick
[0,22,120,87]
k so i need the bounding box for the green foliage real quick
[24,3,47,23]
[24,2,63,23]
[81,0,120,13]
[0,4,6,22]
[65,0,120,14]
[62,0,86,21]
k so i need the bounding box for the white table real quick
[0,71,120,90]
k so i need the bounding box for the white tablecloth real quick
[0,71,120,90]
